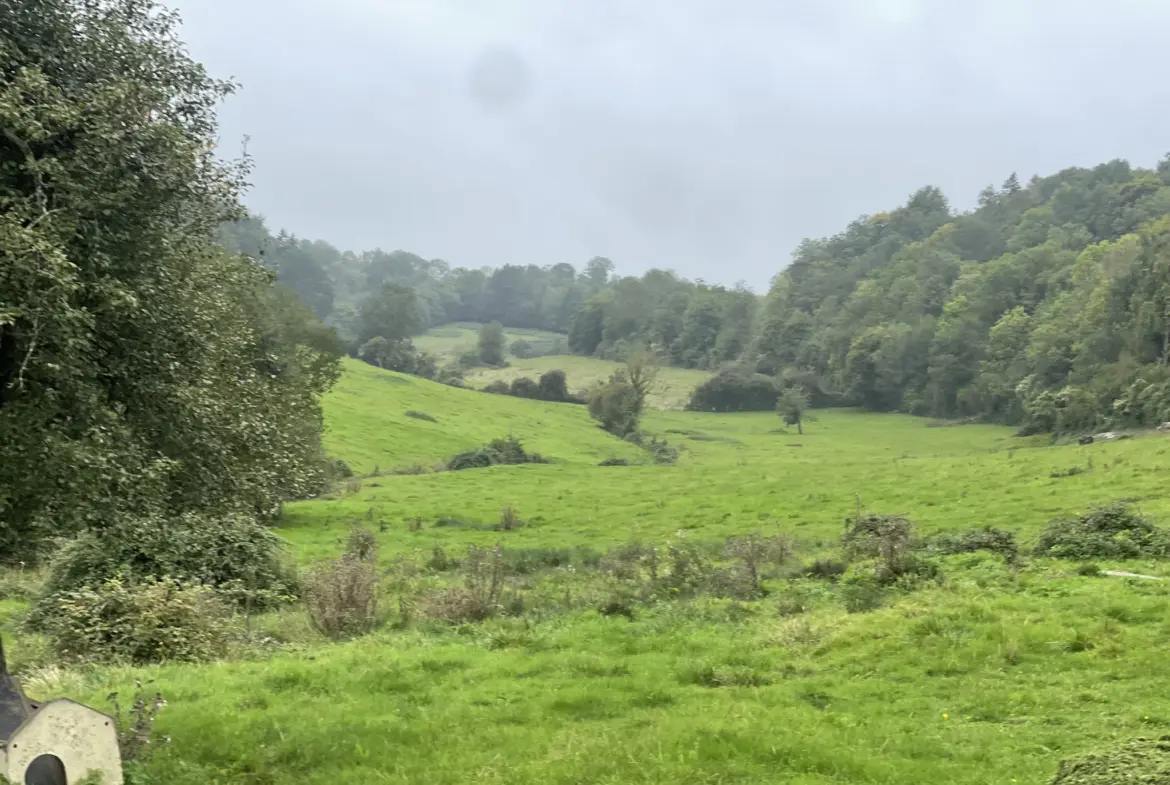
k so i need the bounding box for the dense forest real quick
[230,155,1170,435]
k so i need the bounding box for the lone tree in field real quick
[478,321,507,366]
[777,386,810,434]
[622,345,660,414]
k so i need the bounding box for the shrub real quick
[588,379,641,436]
[358,337,438,379]
[496,506,524,531]
[346,524,379,562]
[422,545,505,623]
[509,339,537,359]
[660,537,712,597]
[37,512,294,620]
[446,437,547,471]
[631,433,681,465]
[1034,502,1170,560]
[1050,736,1170,785]
[538,369,572,402]
[841,575,885,613]
[929,527,1020,564]
[482,380,511,395]
[435,364,466,388]
[324,458,354,480]
[717,533,793,599]
[775,586,815,616]
[45,576,238,663]
[302,554,381,639]
[687,367,778,412]
[509,376,541,399]
[598,457,630,467]
[804,558,848,581]
[404,409,437,423]
[842,513,918,583]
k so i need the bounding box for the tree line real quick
[235,153,1170,436]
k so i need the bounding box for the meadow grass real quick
[322,358,642,473]
[414,321,712,409]
[8,360,1170,784]
[413,322,566,361]
[464,355,712,410]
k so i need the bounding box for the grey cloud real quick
[175,0,1170,288]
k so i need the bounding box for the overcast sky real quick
[175,0,1170,288]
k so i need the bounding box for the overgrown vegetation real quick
[1035,502,1170,560]
[1050,736,1170,785]
[44,577,239,664]
[482,369,584,404]
[303,527,381,639]
[446,437,548,471]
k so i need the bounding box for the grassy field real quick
[414,322,712,409]
[413,322,566,362]
[464,355,711,410]
[322,358,642,473]
[8,360,1170,784]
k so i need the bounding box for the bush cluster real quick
[1034,502,1170,560]
[482,370,584,404]
[929,526,1020,564]
[687,366,779,412]
[446,437,548,471]
[44,576,239,664]
[37,511,295,614]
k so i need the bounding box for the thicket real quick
[481,369,584,404]
[446,437,548,471]
[303,526,381,639]
[687,366,779,412]
[1034,502,1170,560]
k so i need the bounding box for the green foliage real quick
[44,576,239,663]
[1050,737,1170,785]
[842,513,919,584]
[0,0,340,563]
[538,369,573,402]
[446,437,547,471]
[358,336,437,378]
[478,321,507,366]
[36,512,294,616]
[588,378,642,436]
[777,385,810,433]
[509,339,537,359]
[929,526,1020,564]
[1035,503,1170,560]
[357,283,422,345]
[509,376,541,399]
[687,367,778,412]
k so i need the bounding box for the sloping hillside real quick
[322,358,641,472]
[463,355,711,410]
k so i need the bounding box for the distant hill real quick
[322,358,641,472]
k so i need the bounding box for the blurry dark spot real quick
[467,47,531,111]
